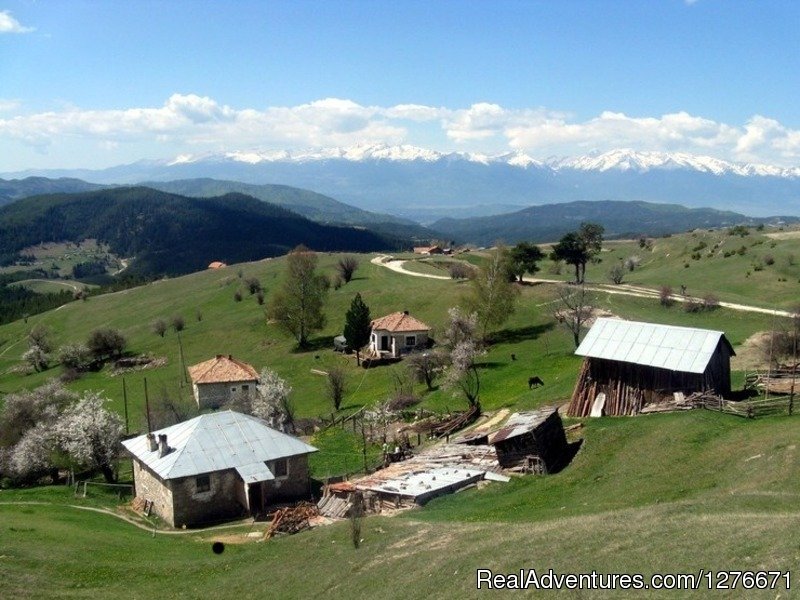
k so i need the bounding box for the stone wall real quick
[194,380,256,409]
[263,454,311,502]
[171,469,248,528]
[132,460,174,525]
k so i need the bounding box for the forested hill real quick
[432,200,799,246]
[0,176,105,206]
[0,187,400,276]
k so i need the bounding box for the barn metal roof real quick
[122,410,317,480]
[575,318,734,374]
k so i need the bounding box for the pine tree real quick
[343,293,372,365]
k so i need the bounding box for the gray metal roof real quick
[575,318,734,374]
[122,410,317,480]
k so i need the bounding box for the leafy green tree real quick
[87,328,127,361]
[507,242,545,282]
[267,245,329,348]
[343,293,371,365]
[465,246,519,341]
[550,222,604,283]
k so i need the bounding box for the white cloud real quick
[0,10,34,33]
[3,94,800,168]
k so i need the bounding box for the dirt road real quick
[371,255,793,318]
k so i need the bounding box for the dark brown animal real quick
[528,376,544,389]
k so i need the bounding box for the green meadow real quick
[1,228,799,598]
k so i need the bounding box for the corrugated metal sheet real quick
[121,410,317,480]
[487,407,557,444]
[235,462,275,484]
[576,318,731,374]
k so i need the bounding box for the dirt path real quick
[371,254,794,318]
[0,500,258,536]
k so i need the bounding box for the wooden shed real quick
[488,407,568,473]
[567,318,735,417]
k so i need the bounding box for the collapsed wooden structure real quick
[487,407,568,472]
[567,318,735,417]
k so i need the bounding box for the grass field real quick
[2,410,797,599]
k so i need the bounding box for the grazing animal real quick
[528,376,544,389]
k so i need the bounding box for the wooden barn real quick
[567,318,735,417]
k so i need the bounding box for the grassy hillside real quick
[0,249,776,430]
[2,410,797,599]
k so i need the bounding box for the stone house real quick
[369,311,431,358]
[121,410,317,527]
[187,354,258,409]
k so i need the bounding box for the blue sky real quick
[3,0,800,170]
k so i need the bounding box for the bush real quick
[171,315,185,332]
[336,257,359,284]
[763,254,775,266]
[659,286,673,307]
[151,318,167,337]
[233,290,243,302]
[57,343,92,371]
[244,277,262,295]
[703,294,720,310]
[608,263,624,284]
[87,328,127,361]
[256,291,265,305]
[683,299,703,313]
[449,262,474,280]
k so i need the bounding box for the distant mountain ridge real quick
[431,200,800,246]
[0,188,401,276]
[5,145,800,220]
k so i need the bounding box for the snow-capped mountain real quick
[5,144,800,221]
[163,144,800,178]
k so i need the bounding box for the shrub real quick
[608,263,625,284]
[449,262,474,280]
[763,254,775,266]
[233,290,243,302]
[171,315,185,332]
[684,299,703,313]
[336,257,359,284]
[87,328,127,360]
[244,277,262,295]
[151,318,167,337]
[256,291,265,305]
[659,286,673,307]
[703,294,720,310]
[57,343,92,371]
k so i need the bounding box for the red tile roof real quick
[188,355,258,385]
[371,312,430,333]
[208,261,227,269]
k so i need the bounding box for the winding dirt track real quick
[370,255,793,318]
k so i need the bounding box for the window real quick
[272,458,288,478]
[405,335,416,347]
[196,474,211,493]
[241,384,249,391]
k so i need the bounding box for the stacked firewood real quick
[266,502,319,538]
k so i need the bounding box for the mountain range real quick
[5,145,800,221]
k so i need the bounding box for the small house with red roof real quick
[187,354,259,409]
[369,311,431,358]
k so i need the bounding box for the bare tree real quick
[170,315,185,332]
[406,350,447,390]
[326,367,347,411]
[553,285,592,348]
[659,285,673,307]
[336,256,359,284]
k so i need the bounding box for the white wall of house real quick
[369,330,428,358]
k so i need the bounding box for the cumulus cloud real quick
[3,94,800,167]
[0,10,34,33]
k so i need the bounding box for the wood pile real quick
[429,405,480,438]
[266,502,318,538]
[317,494,352,519]
[750,367,800,395]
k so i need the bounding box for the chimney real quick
[228,354,233,360]
[158,434,169,458]
[146,433,158,452]
[216,354,223,359]
[403,310,409,315]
